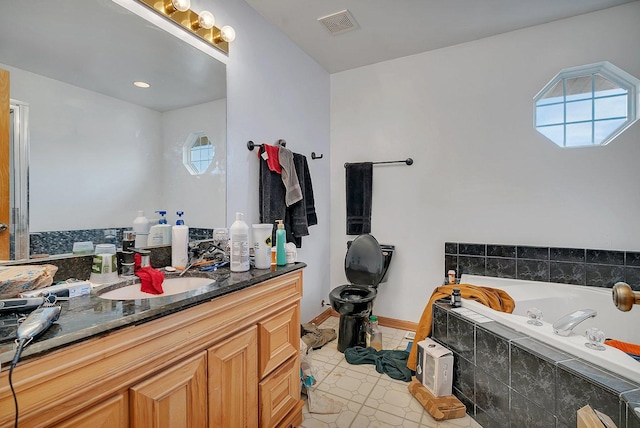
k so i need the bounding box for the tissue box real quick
[415,338,454,397]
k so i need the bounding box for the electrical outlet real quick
[321,299,326,307]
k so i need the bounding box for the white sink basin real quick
[98,277,215,300]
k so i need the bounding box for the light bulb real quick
[197,11,215,29]
[219,25,236,43]
[166,0,190,14]
[172,0,190,12]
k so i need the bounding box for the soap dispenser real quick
[148,210,172,246]
[275,220,286,266]
[171,211,189,269]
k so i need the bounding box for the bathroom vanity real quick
[0,265,305,427]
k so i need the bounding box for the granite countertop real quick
[0,262,306,367]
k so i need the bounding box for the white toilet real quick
[329,234,394,352]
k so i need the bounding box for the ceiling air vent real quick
[318,10,359,35]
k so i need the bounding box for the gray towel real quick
[345,162,373,235]
[279,147,303,207]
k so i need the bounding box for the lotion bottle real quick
[171,211,189,269]
[230,212,250,272]
[132,210,150,248]
[275,220,286,266]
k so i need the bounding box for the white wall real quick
[330,2,640,322]
[193,0,331,323]
[162,100,227,228]
[5,63,163,231]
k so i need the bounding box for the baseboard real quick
[306,308,335,326]
[375,316,418,332]
[307,308,417,332]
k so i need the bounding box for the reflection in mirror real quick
[0,0,227,261]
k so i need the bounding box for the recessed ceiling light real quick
[133,81,150,88]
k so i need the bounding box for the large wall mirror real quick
[0,0,227,261]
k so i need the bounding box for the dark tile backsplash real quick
[30,227,215,256]
[445,242,640,288]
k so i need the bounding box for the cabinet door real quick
[130,351,207,428]
[259,355,299,428]
[208,326,258,428]
[54,393,127,428]
[258,305,299,379]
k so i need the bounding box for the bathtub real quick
[458,274,640,384]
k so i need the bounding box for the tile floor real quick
[300,316,483,428]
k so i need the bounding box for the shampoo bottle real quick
[148,210,172,246]
[275,220,286,266]
[171,211,189,269]
[230,212,250,272]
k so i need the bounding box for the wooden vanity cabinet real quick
[0,270,304,428]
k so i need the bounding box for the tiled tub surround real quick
[444,242,640,289]
[432,301,640,428]
[457,274,640,383]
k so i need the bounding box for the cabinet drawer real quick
[259,355,299,428]
[258,305,299,379]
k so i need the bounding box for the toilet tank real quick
[380,245,394,283]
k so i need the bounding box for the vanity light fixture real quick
[136,0,234,54]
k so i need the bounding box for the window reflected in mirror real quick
[183,132,214,175]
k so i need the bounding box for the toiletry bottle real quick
[148,210,172,246]
[366,315,383,351]
[133,210,150,248]
[171,211,189,269]
[275,220,286,266]
[230,212,250,272]
[451,288,462,308]
[122,230,135,252]
[448,269,456,285]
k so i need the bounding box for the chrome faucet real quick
[552,309,597,336]
[179,240,226,276]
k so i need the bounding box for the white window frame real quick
[534,61,640,148]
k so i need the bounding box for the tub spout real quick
[552,309,597,336]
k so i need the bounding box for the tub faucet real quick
[552,309,597,336]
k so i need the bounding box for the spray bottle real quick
[275,220,286,266]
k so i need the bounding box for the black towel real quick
[259,149,318,248]
[345,162,373,235]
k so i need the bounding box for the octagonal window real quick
[183,132,214,175]
[534,62,640,148]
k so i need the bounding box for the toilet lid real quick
[344,234,384,286]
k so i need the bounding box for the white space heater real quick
[415,337,454,397]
